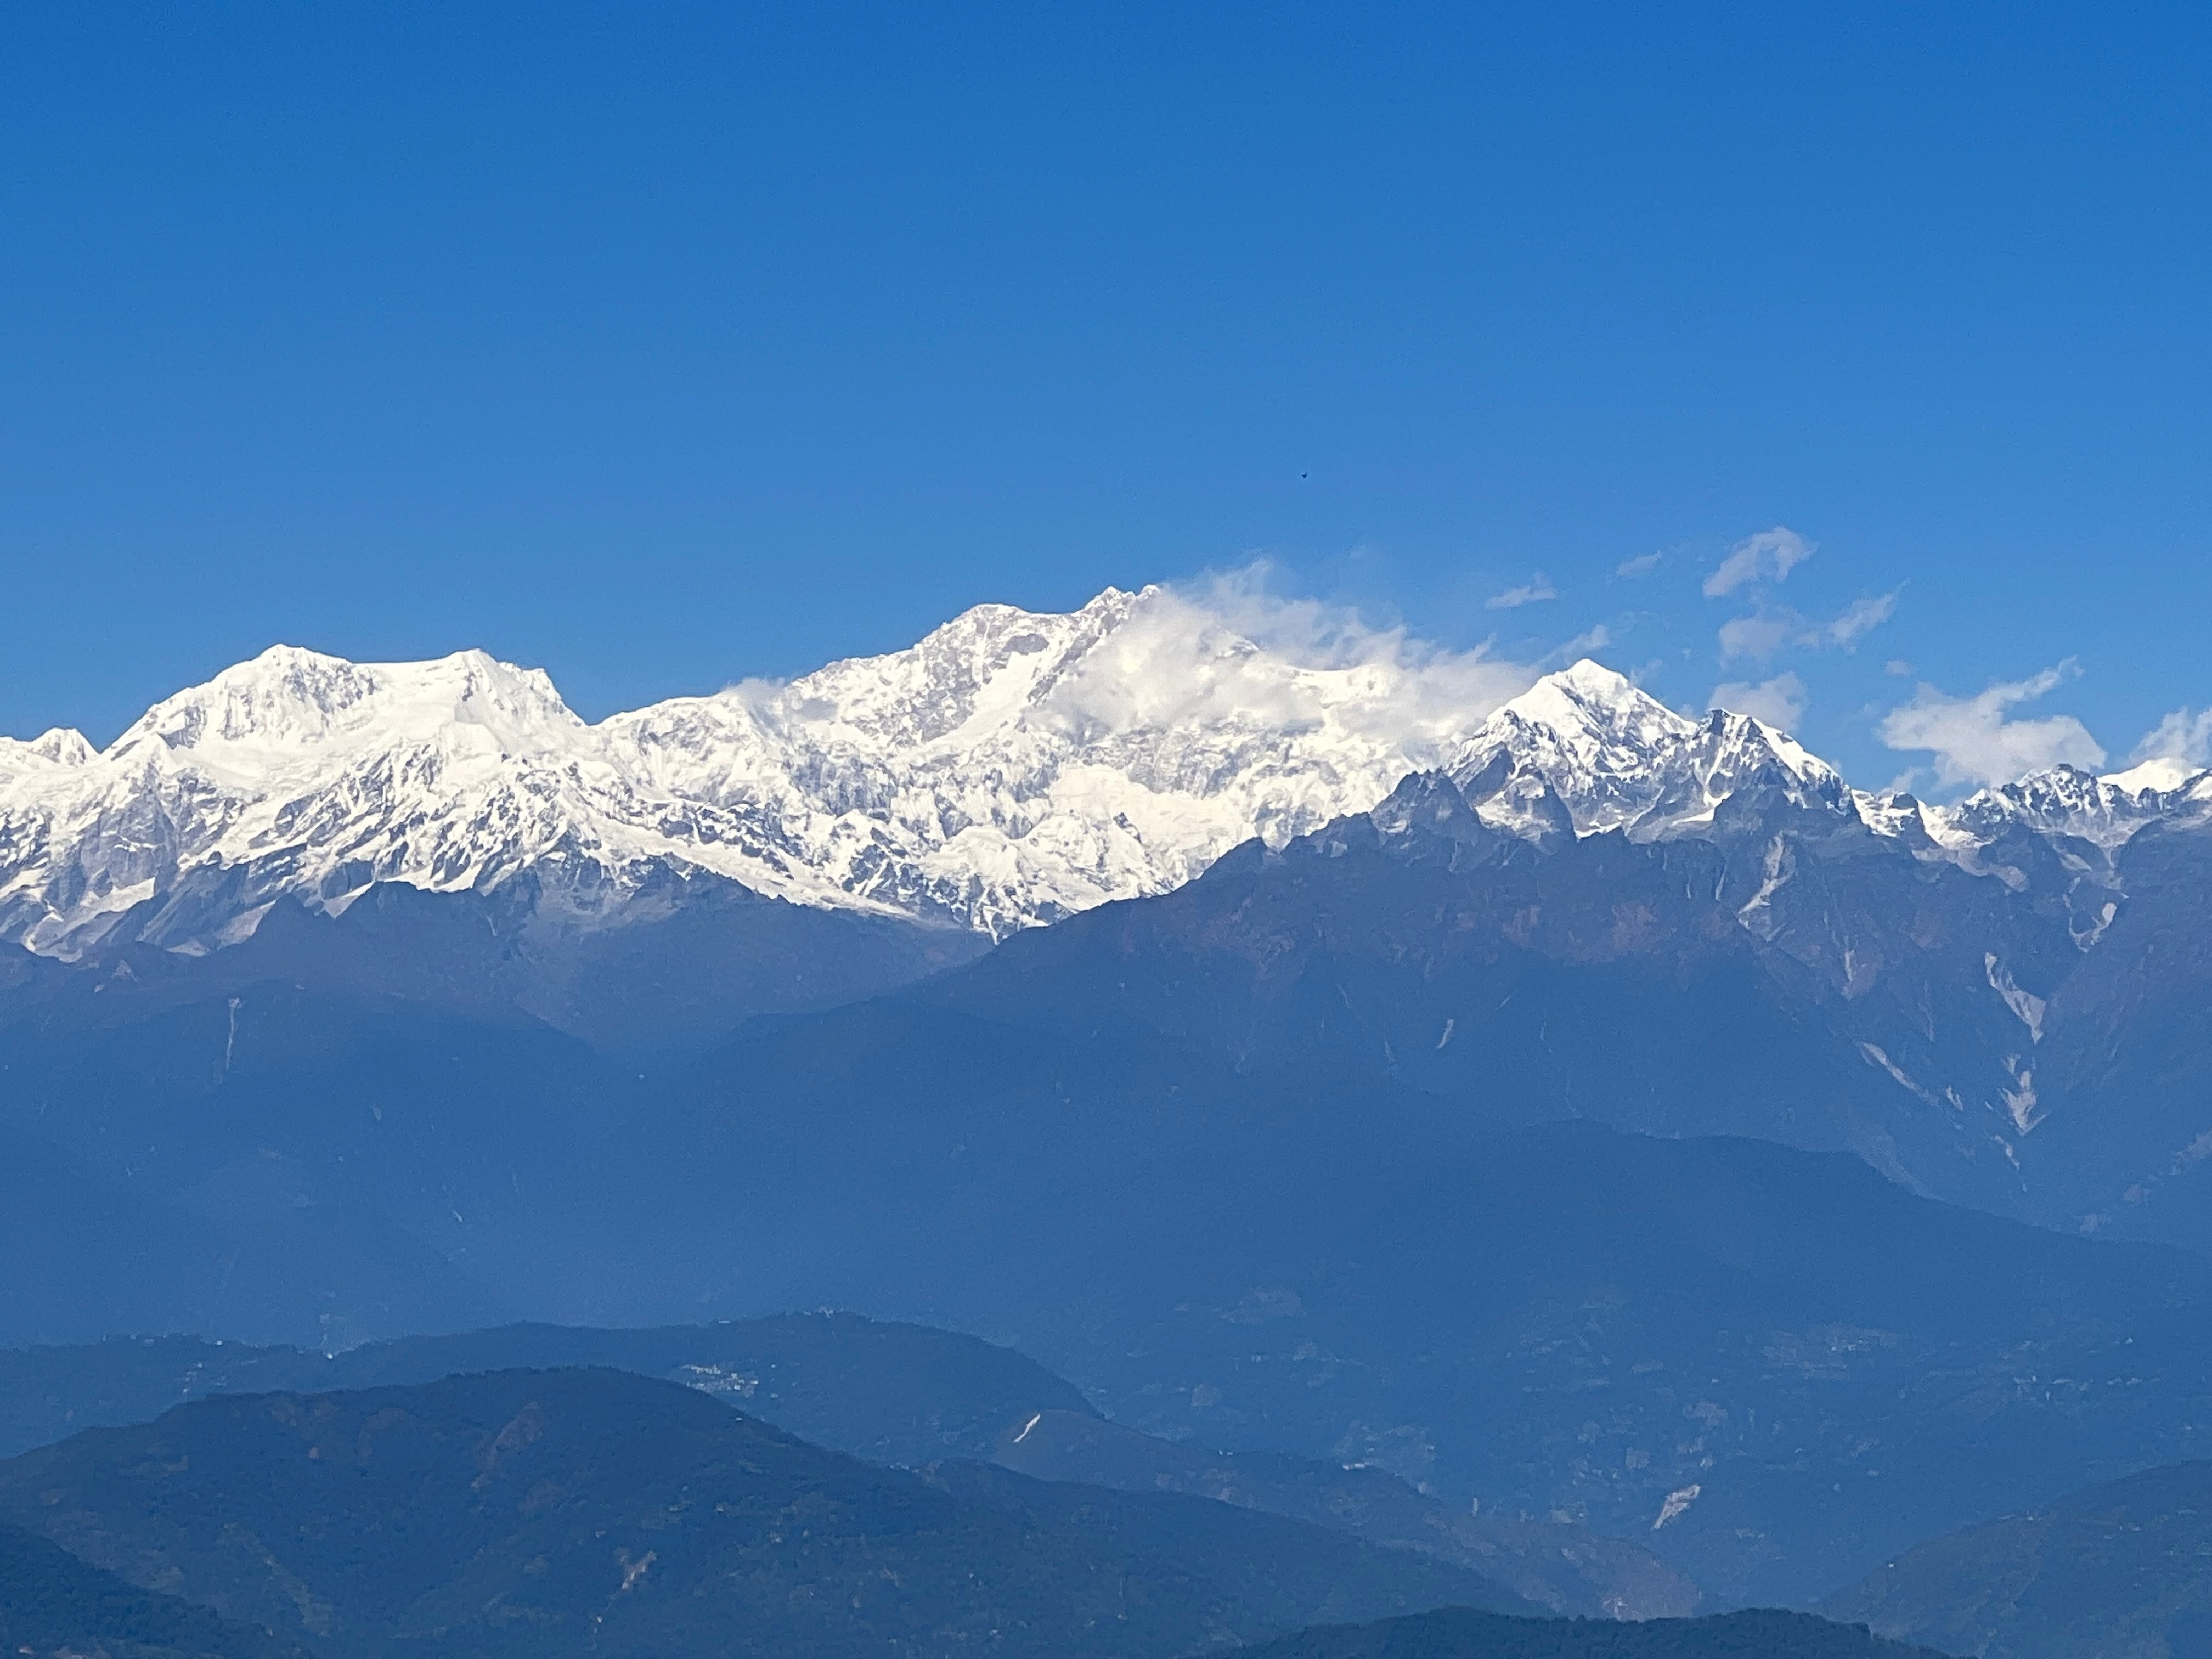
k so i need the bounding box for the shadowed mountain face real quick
[913,766,2212,1242]
[0,1367,1533,1659]
[1826,1458,2212,1657]
[1239,1606,1948,1659]
[0,1521,312,1659]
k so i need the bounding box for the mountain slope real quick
[12,614,2212,1219]
[0,1317,1691,1623]
[0,1367,1533,1659]
[601,983,2212,1606]
[1826,1458,2212,1657]
[0,1120,490,1350]
[915,747,2212,1235]
[0,1521,312,1659]
[0,1313,1094,1467]
[1243,1607,1945,1659]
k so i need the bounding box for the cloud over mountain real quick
[1878,662,2106,788]
[1709,672,1809,731]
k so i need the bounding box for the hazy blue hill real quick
[0,1312,1093,1465]
[0,1366,1533,1659]
[1826,1457,2212,1657]
[991,1407,1702,1619]
[1239,1606,1947,1658]
[623,1000,2212,1607]
[0,1316,1688,1621]
[316,1312,1102,1464]
[0,1520,311,1659]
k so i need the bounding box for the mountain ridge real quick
[7,589,2204,967]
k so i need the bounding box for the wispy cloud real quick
[1878,662,2104,789]
[1815,591,1899,650]
[1543,623,1612,666]
[1718,614,1796,663]
[2131,707,2212,766]
[1705,527,1815,597]
[1486,572,1558,610]
[1616,551,1663,578]
[1709,672,1809,732]
[1717,591,1898,664]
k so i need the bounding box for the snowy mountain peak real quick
[1497,661,1695,758]
[1,591,2204,961]
[1938,763,2178,852]
[1446,662,1841,839]
[108,645,583,781]
[2103,755,2209,796]
[1,727,96,769]
[0,589,1531,955]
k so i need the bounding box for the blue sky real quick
[3,2,2209,792]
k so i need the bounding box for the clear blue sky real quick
[4,2,2208,790]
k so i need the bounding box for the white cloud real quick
[1704,527,1815,597]
[1878,662,2106,789]
[1709,672,1809,732]
[1616,551,1663,578]
[1039,565,1539,752]
[1814,591,1898,650]
[1883,658,1914,677]
[1717,613,1795,663]
[1486,572,1558,610]
[1716,589,1895,668]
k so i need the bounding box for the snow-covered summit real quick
[0,588,1537,956]
[1442,659,1847,840]
[109,645,583,774]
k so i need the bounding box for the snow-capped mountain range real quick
[1,585,2205,962]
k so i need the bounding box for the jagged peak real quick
[1497,661,1695,748]
[4,727,97,766]
[1690,707,1838,786]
